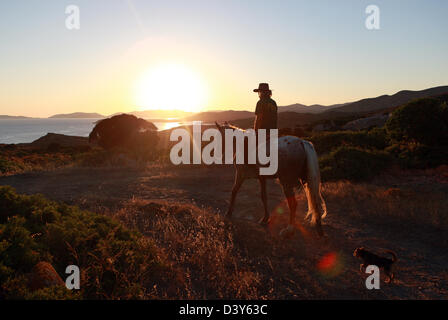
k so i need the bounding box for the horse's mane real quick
[217,121,247,132]
[226,123,246,132]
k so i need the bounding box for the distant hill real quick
[330,86,448,114]
[0,115,33,119]
[112,109,193,119]
[182,110,253,122]
[30,85,448,124]
[278,86,448,114]
[176,85,448,128]
[30,133,89,148]
[180,105,343,121]
[231,112,326,129]
[180,86,448,123]
[49,112,105,119]
[278,103,350,114]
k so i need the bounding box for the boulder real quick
[312,121,338,132]
[342,114,389,131]
[29,262,65,291]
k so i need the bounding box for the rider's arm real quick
[254,100,264,130]
[254,114,264,130]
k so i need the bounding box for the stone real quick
[29,262,64,291]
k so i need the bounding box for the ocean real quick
[0,119,182,144]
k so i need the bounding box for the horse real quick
[215,122,327,237]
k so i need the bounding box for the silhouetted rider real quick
[253,83,278,133]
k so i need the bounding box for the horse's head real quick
[215,121,229,135]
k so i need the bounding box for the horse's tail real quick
[302,140,327,225]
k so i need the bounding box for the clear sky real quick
[1,0,447,117]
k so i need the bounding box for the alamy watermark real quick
[365,5,380,30]
[169,122,278,176]
[64,4,380,31]
[365,265,380,289]
[65,265,80,290]
[65,5,80,30]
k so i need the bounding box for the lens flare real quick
[269,200,311,239]
[317,252,344,278]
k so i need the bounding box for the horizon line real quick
[3,84,447,118]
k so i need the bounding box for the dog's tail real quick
[385,250,397,263]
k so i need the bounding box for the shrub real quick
[386,143,448,169]
[0,186,168,300]
[386,98,448,146]
[0,157,17,174]
[319,146,392,181]
[0,146,88,175]
[89,114,158,149]
[366,127,389,148]
[309,129,388,155]
[88,114,160,163]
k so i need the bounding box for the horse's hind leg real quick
[226,172,244,218]
[279,184,297,238]
[258,177,270,225]
[283,185,297,226]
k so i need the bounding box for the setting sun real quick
[134,63,208,113]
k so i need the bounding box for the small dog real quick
[353,247,397,283]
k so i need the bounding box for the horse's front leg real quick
[258,177,270,225]
[226,171,244,218]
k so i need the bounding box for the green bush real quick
[0,157,24,174]
[309,129,388,155]
[319,146,392,181]
[383,98,448,169]
[386,143,448,169]
[0,186,167,300]
[3,275,81,300]
[309,98,448,176]
[89,114,159,162]
[386,98,448,146]
[87,114,160,164]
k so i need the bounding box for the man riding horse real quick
[216,83,327,238]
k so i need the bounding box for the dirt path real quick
[1,165,447,299]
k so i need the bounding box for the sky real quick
[0,0,447,117]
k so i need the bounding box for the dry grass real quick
[114,200,262,299]
[108,178,448,299]
[0,150,75,176]
[322,178,448,230]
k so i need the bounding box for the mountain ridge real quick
[4,85,447,121]
[49,112,105,119]
[179,85,448,123]
[330,85,448,113]
[0,115,34,119]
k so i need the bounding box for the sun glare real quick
[134,63,208,113]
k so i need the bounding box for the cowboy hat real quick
[253,83,272,92]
